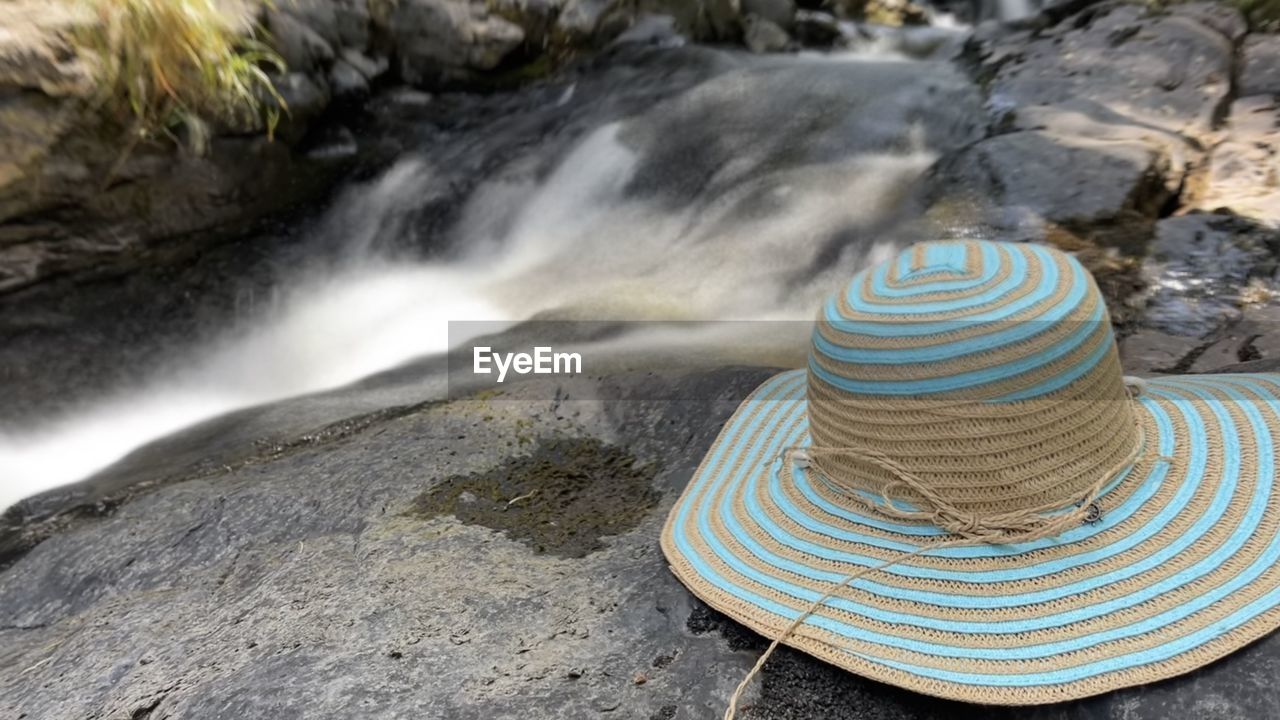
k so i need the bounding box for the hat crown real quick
[805,240,1139,517]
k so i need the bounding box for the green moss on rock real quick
[409,437,661,558]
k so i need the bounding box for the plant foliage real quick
[75,0,287,155]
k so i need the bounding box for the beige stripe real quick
[660,376,1280,702]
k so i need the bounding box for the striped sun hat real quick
[662,239,1280,707]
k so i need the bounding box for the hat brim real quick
[661,369,1280,704]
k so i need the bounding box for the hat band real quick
[723,400,1172,720]
[785,419,1149,543]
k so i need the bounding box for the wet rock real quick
[929,129,1172,227]
[742,0,797,30]
[339,48,389,81]
[1194,96,1280,226]
[277,0,344,49]
[409,437,660,557]
[1122,302,1280,375]
[329,59,370,103]
[1136,214,1279,338]
[490,0,566,47]
[0,368,778,720]
[10,357,1280,718]
[555,0,621,43]
[1119,329,1209,374]
[983,3,1234,143]
[266,9,336,73]
[793,10,844,46]
[381,0,526,87]
[1241,35,1280,96]
[332,0,374,49]
[744,15,793,53]
[273,72,332,130]
[611,14,687,48]
[557,0,742,45]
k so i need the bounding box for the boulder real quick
[266,9,336,73]
[744,15,792,53]
[793,10,845,46]
[276,0,343,49]
[328,59,371,103]
[1194,96,1280,226]
[332,0,374,49]
[742,0,797,29]
[384,0,526,87]
[1169,1,1249,44]
[1240,34,1280,97]
[610,14,688,48]
[273,72,332,130]
[339,48,390,81]
[935,1,1238,234]
[490,0,566,47]
[982,2,1234,144]
[928,130,1173,228]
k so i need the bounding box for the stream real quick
[0,35,987,514]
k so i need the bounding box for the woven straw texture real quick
[661,239,1280,704]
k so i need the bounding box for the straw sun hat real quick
[661,239,1280,709]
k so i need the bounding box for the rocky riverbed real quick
[3,0,1280,718]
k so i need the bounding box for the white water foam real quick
[0,108,937,511]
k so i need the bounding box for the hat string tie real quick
[724,418,1171,720]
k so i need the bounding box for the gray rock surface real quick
[742,0,797,29]
[329,58,371,102]
[383,0,526,86]
[8,358,1280,719]
[933,128,1173,226]
[1240,34,1280,96]
[1136,213,1278,337]
[266,8,337,72]
[0,368,775,720]
[1120,214,1280,374]
[936,1,1240,231]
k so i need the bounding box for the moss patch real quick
[409,438,661,558]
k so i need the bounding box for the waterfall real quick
[0,48,983,512]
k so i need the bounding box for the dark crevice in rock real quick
[687,601,765,652]
[1154,337,1220,374]
[129,696,164,720]
[1239,334,1264,362]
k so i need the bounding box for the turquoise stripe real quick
[878,242,994,297]
[869,243,1010,302]
[735,390,1246,610]
[841,243,1047,321]
[829,247,1080,338]
[812,295,1105,366]
[835,379,1277,682]
[673,374,1280,676]
[807,311,1111,399]
[698,384,1209,631]
[763,422,1165,563]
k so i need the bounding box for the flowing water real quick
[0,39,986,513]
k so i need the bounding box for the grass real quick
[74,0,287,164]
